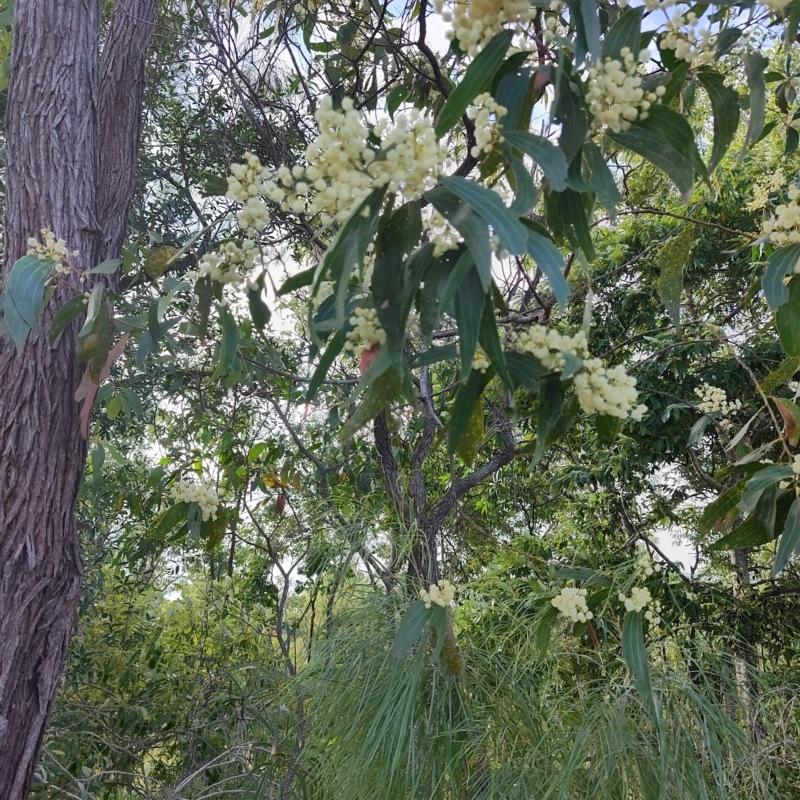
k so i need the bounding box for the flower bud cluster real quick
[426,209,461,257]
[226,153,274,233]
[552,587,594,623]
[792,454,800,476]
[694,382,742,416]
[512,325,589,371]
[587,48,664,133]
[420,578,457,608]
[466,93,507,158]
[512,325,647,420]
[344,306,387,357]
[747,169,785,211]
[660,10,715,66]
[198,240,257,286]
[26,227,79,274]
[170,475,220,522]
[434,0,537,58]
[226,100,442,230]
[634,550,663,579]
[472,349,490,373]
[758,0,791,14]
[763,184,800,247]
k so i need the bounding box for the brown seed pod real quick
[275,493,286,515]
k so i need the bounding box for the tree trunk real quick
[0,1,155,795]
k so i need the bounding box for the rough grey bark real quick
[0,1,156,796]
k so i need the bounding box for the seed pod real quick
[275,493,286,515]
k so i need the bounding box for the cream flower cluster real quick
[170,475,220,522]
[294,98,442,226]
[792,454,800,476]
[513,325,647,420]
[472,349,490,373]
[634,550,663,579]
[226,100,442,229]
[573,359,646,420]
[747,169,785,211]
[434,0,537,58]
[643,0,677,9]
[420,578,457,608]
[26,227,79,274]
[587,48,664,133]
[694,382,742,416]
[758,0,791,14]
[763,184,800,246]
[660,10,715,66]
[552,587,594,623]
[513,325,589,371]
[466,93,507,158]
[619,586,662,624]
[198,240,257,286]
[344,306,387,356]
[426,209,461,257]
[226,153,274,233]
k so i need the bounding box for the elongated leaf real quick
[87,258,121,275]
[390,600,431,659]
[6,254,56,334]
[583,141,621,216]
[504,151,538,216]
[449,369,492,460]
[657,225,694,327]
[503,131,568,192]
[696,68,740,171]
[339,366,402,440]
[2,292,29,354]
[533,374,565,465]
[306,331,345,402]
[565,0,600,64]
[435,31,513,137]
[439,175,529,255]
[212,305,239,379]
[762,356,800,393]
[478,288,512,389]
[699,478,746,538]
[278,265,316,296]
[763,244,800,310]
[553,56,590,163]
[78,282,104,337]
[455,265,487,376]
[408,343,459,369]
[601,7,643,62]
[622,611,654,715]
[557,189,596,261]
[609,105,706,196]
[506,351,549,391]
[399,242,433,328]
[155,502,191,540]
[742,52,768,154]
[426,187,492,290]
[755,481,779,538]
[312,187,386,328]
[774,396,800,446]
[553,567,613,587]
[48,294,88,346]
[521,223,569,307]
[777,276,800,356]
[248,287,271,330]
[773,497,800,576]
[739,465,794,513]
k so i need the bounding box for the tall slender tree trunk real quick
[0,1,156,795]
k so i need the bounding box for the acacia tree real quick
[0,1,157,795]
[4,0,800,795]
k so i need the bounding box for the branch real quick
[98,0,159,262]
